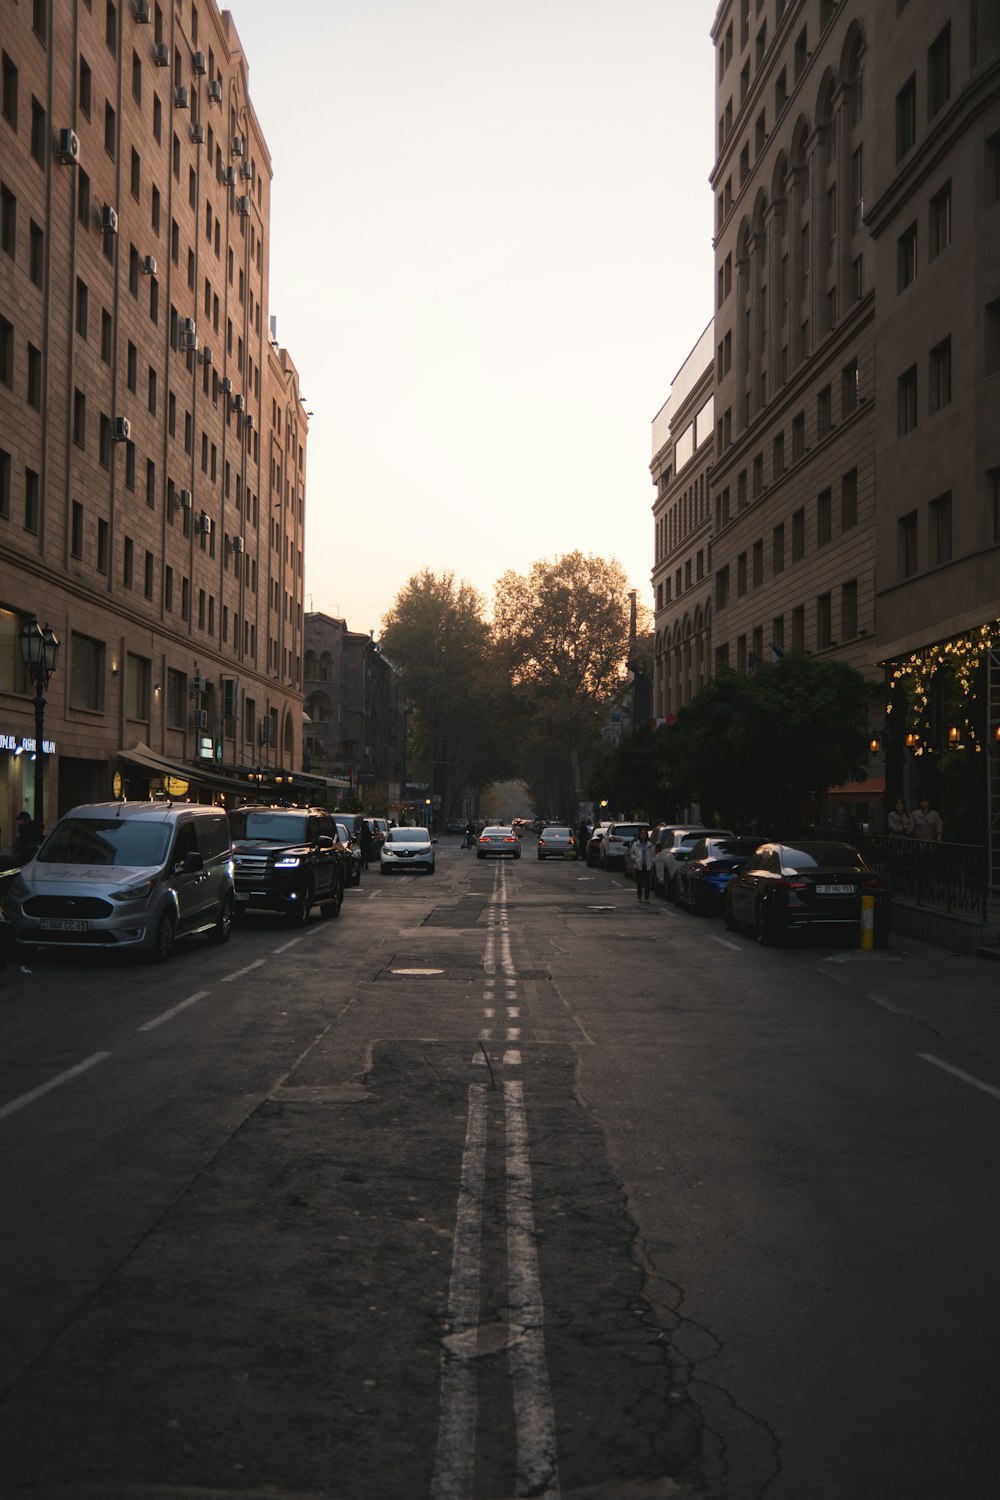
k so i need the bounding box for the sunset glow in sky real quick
[231,0,716,633]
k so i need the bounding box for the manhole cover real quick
[389,967,444,976]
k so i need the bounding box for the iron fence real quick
[776,829,991,924]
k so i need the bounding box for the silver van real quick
[4,801,235,962]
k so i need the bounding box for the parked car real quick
[228,806,345,924]
[3,801,235,961]
[445,818,467,835]
[380,826,436,874]
[599,822,647,871]
[476,826,521,860]
[652,826,733,900]
[335,820,364,887]
[586,822,613,867]
[676,835,763,915]
[536,825,578,860]
[724,840,891,945]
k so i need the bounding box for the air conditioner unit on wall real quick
[153,42,169,67]
[220,376,233,394]
[232,535,245,555]
[140,254,157,274]
[232,136,245,158]
[245,413,255,432]
[111,416,131,442]
[192,51,207,76]
[199,345,212,366]
[100,205,118,234]
[197,511,211,534]
[235,195,250,218]
[191,673,205,693]
[174,86,189,109]
[193,708,208,730]
[224,166,237,187]
[55,128,80,164]
[179,488,193,510]
[134,0,150,21]
[208,80,223,105]
[191,122,205,144]
[232,393,245,414]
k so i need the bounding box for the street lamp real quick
[18,615,59,836]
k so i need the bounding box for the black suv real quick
[228,806,345,925]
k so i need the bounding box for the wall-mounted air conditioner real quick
[208,80,223,105]
[193,708,208,729]
[111,417,131,442]
[174,86,189,110]
[140,254,157,274]
[199,346,212,366]
[191,673,205,693]
[134,0,150,21]
[100,205,119,234]
[197,511,211,534]
[235,195,250,217]
[55,128,80,164]
[153,42,169,67]
[191,122,205,144]
[221,376,233,394]
[231,135,245,158]
[224,166,237,187]
[179,488,193,510]
[192,51,207,76]
[245,413,255,432]
[232,393,245,414]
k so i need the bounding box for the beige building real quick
[651,322,715,723]
[0,0,306,839]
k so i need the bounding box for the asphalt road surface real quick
[1,837,999,1500]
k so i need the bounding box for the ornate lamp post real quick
[17,616,60,835]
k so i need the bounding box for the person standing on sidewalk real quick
[911,797,944,842]
[633,827,654,903]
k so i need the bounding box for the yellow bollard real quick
[860,892,874,951]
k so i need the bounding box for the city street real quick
[1,838,998,1500]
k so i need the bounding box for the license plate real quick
[235,892,249,902]
[40,918,89,931]
[816,884,855,895]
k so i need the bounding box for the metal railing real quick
[777,830,991,924]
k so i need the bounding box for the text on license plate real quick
[40,918,89,931]
[816,884,855,895]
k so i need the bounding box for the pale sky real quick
[230,0,716,634]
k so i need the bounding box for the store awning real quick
[116,743,350,798]
[828,775,885,801]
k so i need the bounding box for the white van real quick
[4,801,234,961]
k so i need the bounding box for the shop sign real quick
[0,732,57,754]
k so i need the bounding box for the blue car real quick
[676,836,764,915]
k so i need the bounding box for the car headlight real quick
[7,874,30,899]
[274,856,302,869]
[110,878,156,901]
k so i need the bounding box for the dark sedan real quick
[724,840,890,946]
[676,835,764,915]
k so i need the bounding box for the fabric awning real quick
[828,775,885,800]
[116,742,350,796]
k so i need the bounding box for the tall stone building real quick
[303,612,405,811]
[675,0,1000,843]
[0,0,306,837]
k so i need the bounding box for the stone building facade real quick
[303,612,405,811]
[0,0,306,840]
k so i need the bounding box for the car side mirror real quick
[182,850,204,873]
[319,835,335,850]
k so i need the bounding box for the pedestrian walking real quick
[632,827,654,903]
[360,819,375,870]
[911,797,944,842]
[887,798,913,837]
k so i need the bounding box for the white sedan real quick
[380,827,436,874]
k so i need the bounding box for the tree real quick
[586,722,672,818]
[381,571,514,817]
[493,552,634,813]
[665,654,870,829]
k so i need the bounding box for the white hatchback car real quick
[380,826,435,874]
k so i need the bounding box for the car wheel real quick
[667,875,680,904]
[381,865,390,875]
[352,866,362,887]
[476,852,485,860]
[321,874,344,918]
[149,907,176,963]
[690,887,704,917]
[287,881,313,925]
[209,892,234,944]
[754,903,778,945]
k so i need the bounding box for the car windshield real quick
[544,827,571,837]
[485,828,513,837]
[237,812,308,842]
[387,828,430,844]
[38,817,173,868]
[611,825,645,840]
[781,843,865,870]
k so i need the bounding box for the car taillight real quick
[861,874,888,891]
[775,878,808,891]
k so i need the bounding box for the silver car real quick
[380,826,436,874]
[476,826,521,859]
[536,825,579,860]
[4,801,235,961]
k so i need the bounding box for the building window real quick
[987,298,1000,376]
[842,359,858,417]
[841,579,858,640]
[97,518,109,573]
[146,458,155,508]
[144,550,154,599]
[791,606,805,653]
[73,389,86,446]
[26,344,42,408]
[70,632,105,711]
[928,24,950,118]
[929,337,951,412]
[99,414,111,468]
[816,592,832,650]
[715,566,730,610]
[773,431,785,479]
[25,467,39,532]
[792,508,805,561]
[988,131,1000,205]
[737,552,747,596]
[792,411,805,462]
[842,469,858,531]
[752,539,763,587]
[125,653,150,722]
[29,220,43,285]
[104,100,116,157]
[123,535,134,587]
[897,366,918,433]
[30,97,46,163]
[1,52,17,127]
[166,668,185,728]
[991,469,1000,545]
[817,385,832,438]
[896,75,916,160]
[772,523,785,574]
[898,224,918,291]
[899,512,918,577]
[0,184,14,258]
[817,488,832,545]
[77,169,90,227]
[929,182,951,257]
[929,493,952,566]
[0,446,9,516]
[164,565,173,611]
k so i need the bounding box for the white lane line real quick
[503,1049,522,1067]
[431,1082,488,1500]
[709,935,742,952]
[920,1054,1000,1102]
[273,937,303,953]
[0,1052,112,1124]
[221,958,267,983]
[139,990,210,1032]
[504,1078,559,1497]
